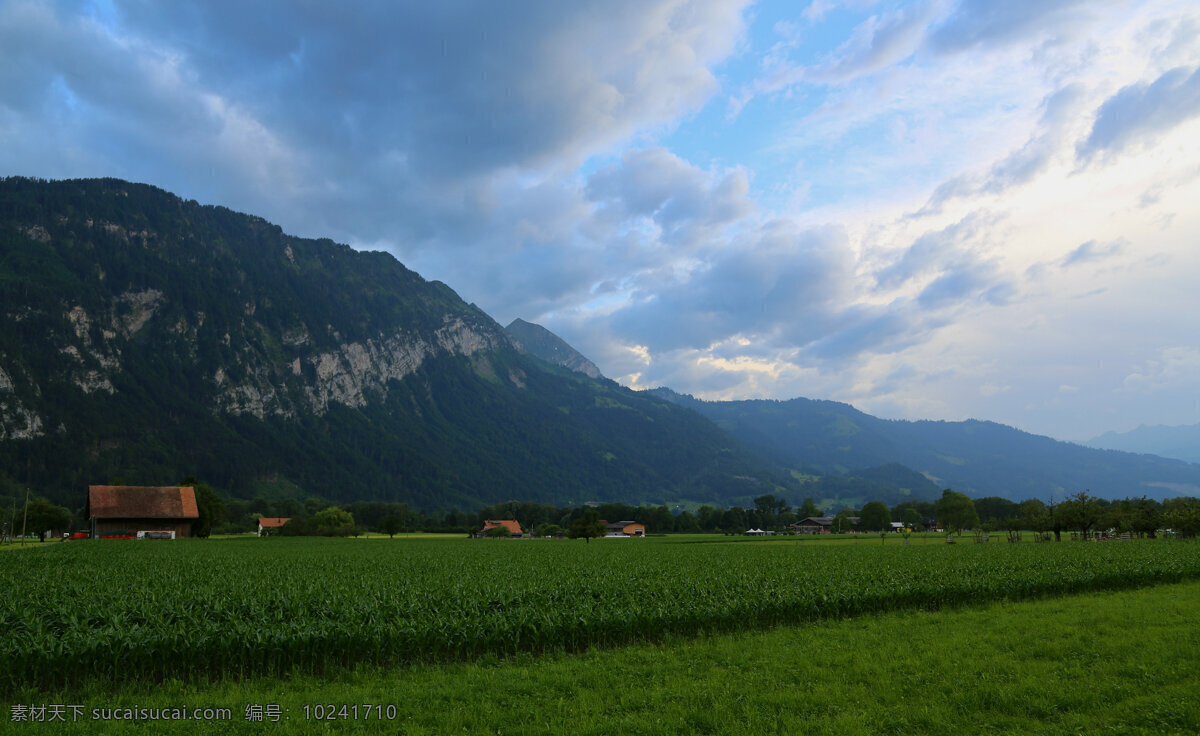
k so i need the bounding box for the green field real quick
[3,535,1199,701]
[3,579,1193,734]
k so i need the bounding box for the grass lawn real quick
[7,579,1197,735]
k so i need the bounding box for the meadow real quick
[3,534,1199,699]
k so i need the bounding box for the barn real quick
[88,486,200,539]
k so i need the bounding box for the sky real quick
[2,0,1198,442]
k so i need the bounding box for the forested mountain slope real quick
[0,177,794,509]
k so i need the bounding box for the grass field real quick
[3,535,1198,733]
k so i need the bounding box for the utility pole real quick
[20,488,29,547]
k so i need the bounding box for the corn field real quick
[3,537,1198,694]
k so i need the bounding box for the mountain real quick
[0,177,797,510]
[1086,424,1200,465]
[505,318,602,379]
[646,388,1200,501]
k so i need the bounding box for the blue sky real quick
[2,0,1198,441]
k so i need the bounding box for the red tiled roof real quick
[88,486,200,520]
[482,519,523,535]
[257,517,291,528]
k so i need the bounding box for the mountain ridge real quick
[645,387,1200,501]
[504,318,602,379]
[1086,423,1200,465]
[0,177,796,510]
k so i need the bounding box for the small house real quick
[792,516,834,534]
[604,520,646,537]
[88,485,199,539]
[480,519,523,537]
[257,517,291,536]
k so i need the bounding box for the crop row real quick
[3,537,1199,694]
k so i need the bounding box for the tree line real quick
[4,486,1199,541]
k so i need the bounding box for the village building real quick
[257,517,291,536]
[479,519,523,537]
[789,516,862,534]
[603,520,646,537]
[87,485,199,539]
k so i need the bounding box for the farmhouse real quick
[791,516,834,534]
[257,517,291,536]
[790,516,862,533]
[480,519,523,537]
[88,485,199,539]
[604,520,645,537]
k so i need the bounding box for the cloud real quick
[606,220,854,352]
[925,0,1098,55]
[805,0,945,84]
[0,0,750,244]
[920,84,1087,213]
[1122,347,1200,394]
[1078,65,1200,162]
[875,212,998,290]
[1060,239,1124,268]
[585,148,753,246]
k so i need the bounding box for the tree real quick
[974,496,1019,531]
[379,515,403,538]
[310,506,355,536]
[754,494,789,518]
[21,497,72,542]
[831,509,856,533]
[1018,499,1051,533]
[533,523,564,538]
[900,507,923,531]
[674,512,699,533]
[798,497,822,518]
[1054,491,1102,536]
[280,506,355,537]
[1130,496,1162,538]
[568,510,606,543]
[1162,497,1200,537]
[484,525,511,538]
[859,501,891,532]
[180,477,226,538]
[935,489,979,534]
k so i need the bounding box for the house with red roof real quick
[479,519,523,537]
[257,517,291,536]
[87,485,199,538]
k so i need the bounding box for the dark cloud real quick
[0,0,747,246]
[1078,66,1200,161]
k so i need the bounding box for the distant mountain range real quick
[1086,424,1200,465]
[646,388,1200,501]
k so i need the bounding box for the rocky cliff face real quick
[0,176,519,437]
[215,315,510,419]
